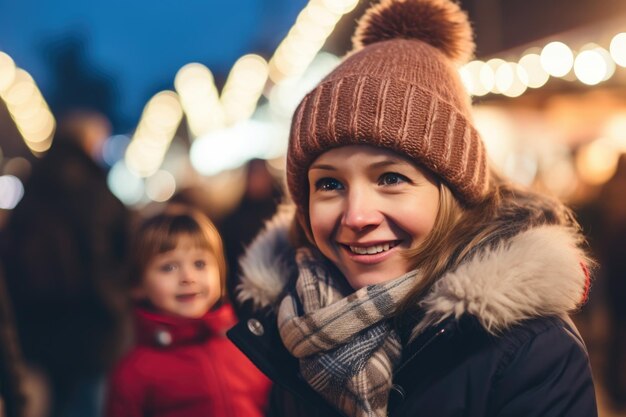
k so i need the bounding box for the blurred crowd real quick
[0,109,625,417]
[0,111,283,417]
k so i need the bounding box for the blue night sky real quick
[0,0,308,132]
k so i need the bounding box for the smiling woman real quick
[227,0,598,416]
[308,145,440,289]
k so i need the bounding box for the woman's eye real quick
[314,177,343,191]
[378,172,408,186]
[194,260,206,269]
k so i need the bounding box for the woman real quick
[228,0,598,415]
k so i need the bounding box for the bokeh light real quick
[0,52,17,93]
[518,53,549,88]
[485,58,506,93]
[175,63,224,137]
[610,33,626,67]
[495,62,528,97]
[145,170,177,203]
[460,60,490,96]
[574,49,607,86]
[540,42,574,77]
[190,119,288,176]
[576,138,619,185]
[102,135,131,167]
[0,175,24,209]
[107,160,145,205]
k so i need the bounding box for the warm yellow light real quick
[0,52,17,93]
[484,59,505,93]
[293,18,333,43]
[125,139,166,178]
[334,0,359,13]
[576,138,619,185]
[540,42,573,77]
[174,63,215,96]
[9,95,46,121]
[1,69,36,107]
[593,46,616,81]
[16,107,53,135]
[174,63,224,137]
[460,61,489,96]
[603,113,626,152]
[144,91,183,132]
[26,137,53,154]
[20,114,55,144]
[302,2,340,28]
[224,54,269,93]
[145,170,176,202]
[610,33,626,67]
[496,63,527,97]
[317,0,347,15]
[574,49,606,86]
[518,53,549,88]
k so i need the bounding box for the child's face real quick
[308,145,439,290]
[137,235,221,319]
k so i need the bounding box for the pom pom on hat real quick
[353,0,475,65]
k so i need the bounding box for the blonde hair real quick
[290,168,585,316]
[129,207,227,296]
[397,171,585,315]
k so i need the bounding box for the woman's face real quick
[308,145,440,290]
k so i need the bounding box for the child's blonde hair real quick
[129,206,227,295]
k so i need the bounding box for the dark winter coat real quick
[106,304,272,417]
[227,209,597,417]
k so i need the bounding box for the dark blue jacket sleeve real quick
[488,322,597,417]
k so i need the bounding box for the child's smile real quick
[136,235,221,319]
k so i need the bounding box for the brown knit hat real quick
[286,0,489,219]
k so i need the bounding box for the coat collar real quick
[134,303,236,347]
[236,208,589,335]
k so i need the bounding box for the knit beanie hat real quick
[286,0,489,220]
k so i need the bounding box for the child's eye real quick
[314,177,344,191]
[194,260,206,269]
[159,263,176,272]
[378,172,409,186]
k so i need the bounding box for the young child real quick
[105,207,271,417]
[227,0,598,416]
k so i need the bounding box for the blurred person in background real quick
[597,154,626,410]
[0,267,26,417]
[0,110,133,417]
[218,158,283,318]
[105,207,271,417]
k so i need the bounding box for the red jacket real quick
[105,304,271,417]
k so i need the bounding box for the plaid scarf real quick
[277,248,418,417]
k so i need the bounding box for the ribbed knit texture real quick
[287,38,488,215]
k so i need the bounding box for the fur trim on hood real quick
[236,209,589,335]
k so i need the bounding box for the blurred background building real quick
[1,0,626,416]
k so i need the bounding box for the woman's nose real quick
[341,188,383,231]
